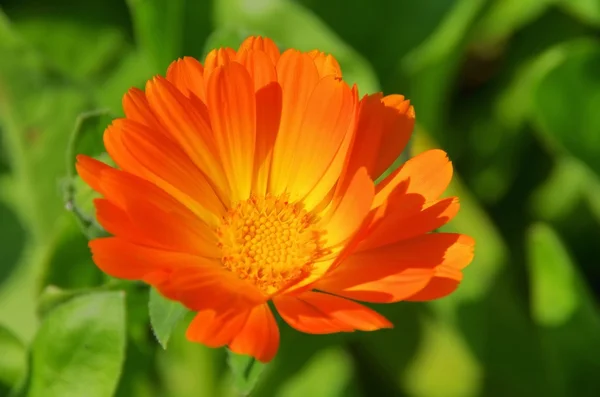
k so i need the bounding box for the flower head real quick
[77,36,474,362]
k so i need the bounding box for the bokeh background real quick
[1,0,600,396]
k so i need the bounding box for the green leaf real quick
[533,40,600,178]
[527,224,588,326]
[529,156,588,221]
[558,0,600,26]
[13,16,129,82]
[400,0,487,134]
[27,291,126,397]
[527,223,600,396]
[0,199,26,287]
[277,348,353,397]
[0,325,27,393]
[156,321,219,397]
[403,314,482,397]
[214,0,380,94]
[63,110,114,239]
[127,0,212,73]
[149,288,190,349]
[472,0,553,45]
[227,350,267,396]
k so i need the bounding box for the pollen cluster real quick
[217,194,327,295]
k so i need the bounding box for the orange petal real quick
[269,50,320,196]
[203,47,236,85]
[105,119,225,225]
[343,94,414,182]
[157,263,266,312]
[321,167,374,248]
[206,62,256,201]
[373,95,414,178]
[166,57,206,101]
[76,154,110,194]
[359,197,460,251]
[229,303,280,363]
[122,88,161,128]
[301,84,359,212]
[236,49,278,91]
[89,237,219,281]
[314,233,474,303]
[273,291,392,334]
[239,36,280,64]
[81,157,218,255]
[374,149,453,209]
[344,94,385,179]
[406,277,461,301]
[145,76,230,201]
[273,75,354,202]
[307,50,342,78]
[186,308,248,349]
[253,82,282,195]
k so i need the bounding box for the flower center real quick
[217,194,327,295]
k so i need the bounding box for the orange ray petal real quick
[301,84,359,212]
[145,76,230,201]
[236,48,278,91]
[253,82,282,196]
[166,57,206,102]
[229,303,280,363]
[186,308,248,349]
[122,87,161,128]
[274,75,354,202]
[314,233,474,303]
[273,291,392,334]
[359,197,460,251]
[406,276,461,301]
[372,95,414,179]
[206,62,257,201]
[90,238,219,281]
[75,154,110,194]
[239,36,280,64]
[269,50,320,196]
[321,167,374,248]
[341,94,414,182]
[78,156,219,254]
[373,149,453,209]
[104,119,225,225]
[307,50,342,78]
[203,47,236,84]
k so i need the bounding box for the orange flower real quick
[77,36,474,363]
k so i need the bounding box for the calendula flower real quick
[77,36,474,363]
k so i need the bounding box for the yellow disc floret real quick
[218,194,327,295]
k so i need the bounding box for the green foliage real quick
[27,292,126,397]
[226,350,267,396]
[1,0,599,396]
[148,288,190,349]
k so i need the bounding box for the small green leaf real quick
[472,0,553,44]
[277,348,353,397]
[527,224,582,327]
[533,41,600,178]
[27,291,126,397]
[227,350,267,396]
[149,288,190,349]
[529,156,588,221]
[527,223,600,396]
[63,110,114,239]
[558,0,600,26]
[403,315,482,397]
[0,324,27,393]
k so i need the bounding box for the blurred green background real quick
[1,0,600,396]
